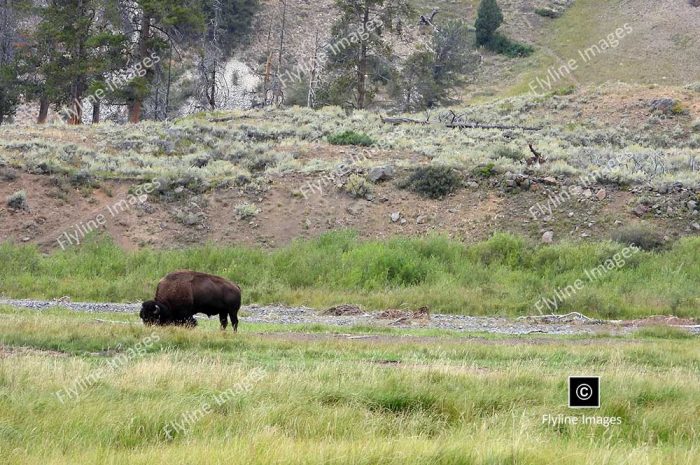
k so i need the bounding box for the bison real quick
[140,270,241,331]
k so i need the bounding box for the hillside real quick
[1,84,698,251]
[247,0,700,100]
[5,0,699,126]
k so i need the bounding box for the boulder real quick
[367,165,395,183]
[542,231,554,244]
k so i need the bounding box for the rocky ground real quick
[2,298,698,336]
[2,168,698,251]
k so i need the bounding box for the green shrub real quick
[235,203,259,220]
[552,85,576,96]
[487,34,534,57]
[6,190,27,210]
[70,170,100,188]
[535,7,559,18]
[327,131,375,146]
[398,165,462,199]
[685,82,700,93]
[0,167,17,181]
[495,146,524,161]
[154,170,210,199]
[474,162,497,177]
[343,174,373,198]
[243,153,277,172]
[612,224,664,251]
[671,101,689,115]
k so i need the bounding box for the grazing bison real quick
[140,270,241,331]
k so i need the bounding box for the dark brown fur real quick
[141,270,241,331]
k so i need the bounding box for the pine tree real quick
[0,0,28,125]
[43,0,90,123]
[0,64,20,125]
[475,0,503,46]
[391,20,478,111]
[124,0,205,123]
[323,0,411,109]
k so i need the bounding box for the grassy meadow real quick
[1,231,699,319]
[0,306,698,465]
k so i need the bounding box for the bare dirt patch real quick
[0,344,67,358]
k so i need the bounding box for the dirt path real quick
[2,298,698,336]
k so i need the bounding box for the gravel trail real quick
[1,298,698,336]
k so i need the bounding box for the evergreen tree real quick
[0,64,20,125]
[391,20,478,111]
[35,0,98,124]
[123,0,205,122]
[390,50,439,111]
[322,0,411,109]
[0,0,29,125]
[28,0,130,124]
[475,0,503,46]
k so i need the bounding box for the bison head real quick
[140,300,169,325]
[140,301,197,327]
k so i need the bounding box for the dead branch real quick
[94,319,131,325]
[381,115,430,125]
[208,116,235,123]
[447,122,542,131]
[526,142,547,165]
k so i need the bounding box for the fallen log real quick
[208,116,236,123]
[446,122,542,131]
[380,116,430,125]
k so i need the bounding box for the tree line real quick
[0,0,527,125]
[0,0,258,124]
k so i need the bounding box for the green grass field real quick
[1,232,699,318]
[0,306,698,465]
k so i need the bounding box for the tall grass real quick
[1,231,699,318]
[0,310,698,465]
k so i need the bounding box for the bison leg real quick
[219,312,228,330]
[230,311,238,332]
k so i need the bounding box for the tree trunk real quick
[356,4,370,109]
[37,96,49,124]
[1,0,15,65]
[307,30,320,108]
[92,100,100,124]
[128,13,151,123]
[68,80,83,125]
[277,0,287,76]
[262,20,273,106]
[165,38,172,119]
[68,99,82,125]
[209,67,216,109]
[128,100,141,123]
